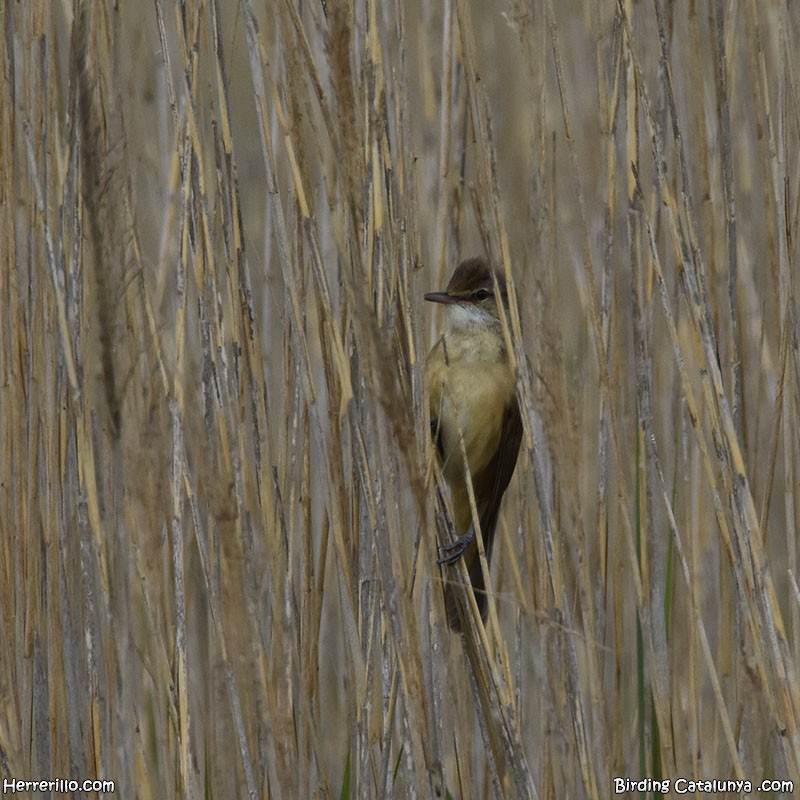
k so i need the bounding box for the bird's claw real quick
[438,527,475,566]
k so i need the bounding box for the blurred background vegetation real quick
[2,0,799,797]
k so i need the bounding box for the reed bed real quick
[2,0,799,797]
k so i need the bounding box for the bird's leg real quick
[433,473,474,565]
[438,525,475,566]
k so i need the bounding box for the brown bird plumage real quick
[425,257,522,631]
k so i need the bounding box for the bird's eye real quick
[474,289,491,301]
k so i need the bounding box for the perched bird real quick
[425,257,522,631]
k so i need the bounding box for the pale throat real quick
[442,303,506,363]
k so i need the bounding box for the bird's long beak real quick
[424,291,460,305]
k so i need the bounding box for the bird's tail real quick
[443,515,497,632]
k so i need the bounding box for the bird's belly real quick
[433,360,513,481]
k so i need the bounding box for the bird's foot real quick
[438,526,475,566]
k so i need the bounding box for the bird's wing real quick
[475,398,523,560]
